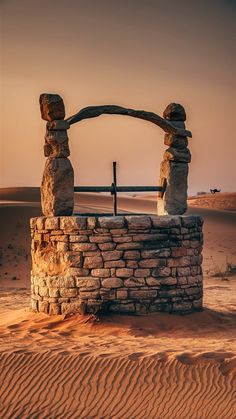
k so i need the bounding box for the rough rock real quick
[41,158,74,216]
[164,134,188,148]
[163,103,186,121]
[159,160,188,215]
[40,94,65,121]
[164,147,191,163]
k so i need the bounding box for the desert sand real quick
[0,188,236,418]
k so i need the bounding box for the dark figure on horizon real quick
[210,188,221,194]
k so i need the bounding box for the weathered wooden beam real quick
[66,105,192,138]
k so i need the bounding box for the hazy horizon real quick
[1,0,235,195]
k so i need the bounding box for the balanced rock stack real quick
[39,94,74,216]
[159,103,191,215]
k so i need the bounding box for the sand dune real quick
[0,188,236,418]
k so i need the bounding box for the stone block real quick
[38,300,49,313]
[100,289,116,300]
[89,235,112,243]
[134,268,150,277]
[159,277,177,286]
[123,250,140,260]
[132,233,168,242]
[185,287,201,296]
[76,277,100,289]
[146,277,160,286]
[84,256,103,269]
[171,247,187,257]
[102,250,123,261]
[83,251,100,257]
[50,234,68,242]
[40,93,65,121]
[39,287,49,297]
[109,303,135,313]
[69,235,89,243]
[116,290,128,299]
[113,236,132,243]
[177,277,188,285]
[80,290,100,299]
[124,277,145,287]
[129,289,157,299]
[190,255,203,265]
[60,216,86,230]
[152,267,171,277]
[57,242,69,251]
[116,242,143,250]
[163,103,186,121]
[177,267,191,276]
[30,218,37,229]
[104,260,125,268]
[44,217,59,230]
[101,278,123,288]
[164,134,188,148]
[187,276,198,285]
[126,260,138,268]
[181,216,203,227]
[139,259,166,268]
[141,249,170,258]
[172,301,192,312]
[98,242,116,251]
[31,299,38,311]
[59,276,75,287]
[125,215,152,229]
[95,228,109,234]
[159,160,188,215]
[116,268,133,278]
[98,216,125,229]
[91,269,110,278]
[110,229,128,235]
[60,288,78,298]
[48,288,60,298]
[87,217,97,230]
[151,215,181,228]
[63,252,82,267]
[67,268,89,277]
[49,303,61,315]
[192,298,203,309]
[41,158,74,216]
[47,120,70,130]
[71,243,97,252]
[164,147,191,163]
[167,256,190,267]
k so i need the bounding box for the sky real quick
[0,0,235,195]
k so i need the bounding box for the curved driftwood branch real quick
[66,105,192,137]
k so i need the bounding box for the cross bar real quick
[74,161,166,215]
[74,186,163,193]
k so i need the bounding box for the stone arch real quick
[39,94,192,216]
[66,104,192,138]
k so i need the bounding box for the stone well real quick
[30,214,203,315]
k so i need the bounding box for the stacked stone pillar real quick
[39,94,74,216]
[158,103,191,215]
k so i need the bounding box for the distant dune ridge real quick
[0,188,236,418]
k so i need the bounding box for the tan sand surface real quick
[0,188,236,418]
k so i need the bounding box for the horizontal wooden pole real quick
[74,186,163,193]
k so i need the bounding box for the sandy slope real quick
[0,188,236,418]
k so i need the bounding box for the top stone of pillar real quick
[163,103,186,121]
[39,94,65,121]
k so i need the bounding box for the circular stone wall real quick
[30,214,203,315]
